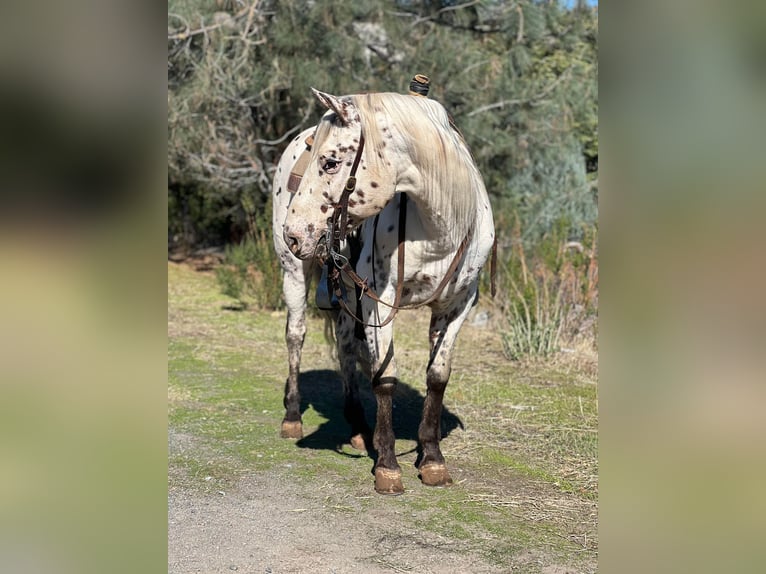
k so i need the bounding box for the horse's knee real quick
[426,366,449,393]
[286,328,305,348]
[336,335,357,363]
[373,375,398,395]
[286,312,306,340]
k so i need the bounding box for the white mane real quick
[353,92,482,244]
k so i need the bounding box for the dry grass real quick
[492,221,598,363]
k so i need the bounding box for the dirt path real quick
[168,425,515,573]
[168,467,509,574]
[169,447,582,573]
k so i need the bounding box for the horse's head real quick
[283,89,397,260]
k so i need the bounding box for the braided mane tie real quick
[408,74,430,97]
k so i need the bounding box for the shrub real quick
[215,194,283,310]
[498,218,597,361]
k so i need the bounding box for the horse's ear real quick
[311,88,356,125]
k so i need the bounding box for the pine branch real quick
[409,0,482,28]
[167,3,260,41]
[466,69,571,117]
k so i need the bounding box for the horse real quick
[275,89,495,495]
[271,77,432,451]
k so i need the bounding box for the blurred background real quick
[1,0,765,572]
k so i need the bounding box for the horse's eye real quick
[323,159,341,174]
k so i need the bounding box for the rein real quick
[324,134,472,328]
[327,195,406,329]
[323,131,404,328]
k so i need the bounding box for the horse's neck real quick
[395,165,464,254]
[379,115,476,252]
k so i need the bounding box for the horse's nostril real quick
[286,234,300,255]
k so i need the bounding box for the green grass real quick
[168,260,598,569]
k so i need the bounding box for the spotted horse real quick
[273,84,495,495]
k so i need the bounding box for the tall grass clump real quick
[215,194,283,310]
[499,219,598,361]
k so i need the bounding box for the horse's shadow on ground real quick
[294,369,463,467]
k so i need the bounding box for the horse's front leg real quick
[418,289,476,486]
[280,265,309,439]
[363,309,403,495]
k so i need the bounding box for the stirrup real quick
[316,261,345,310]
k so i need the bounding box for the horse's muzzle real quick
[283,225,319,260]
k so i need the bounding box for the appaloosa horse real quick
[275,89,495,494]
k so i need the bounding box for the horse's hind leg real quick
[280,264,309,439]
[336,311,371,451]
[418,290,476,486]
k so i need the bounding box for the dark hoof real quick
[280,420,303,439]
[419,463,453,487]
[349,433,367,452]
[374,468,404,495]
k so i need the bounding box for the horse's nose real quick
[283,227,301,256]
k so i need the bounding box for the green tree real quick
[168,0,598,248]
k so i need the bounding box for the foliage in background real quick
[215,194,284,310]
[168,0,599,354]
[168,0,598,249]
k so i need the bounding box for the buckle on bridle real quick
[327,213,340,246]
[325,218,343,262]
[344,176,357,192]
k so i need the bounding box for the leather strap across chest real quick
[328,194,472,329]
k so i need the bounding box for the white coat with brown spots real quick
[278,89,495,495]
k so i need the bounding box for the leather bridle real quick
[323,131,473,329]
